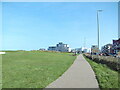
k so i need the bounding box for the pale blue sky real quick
[2,2,118,50]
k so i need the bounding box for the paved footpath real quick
[46,54,99,88]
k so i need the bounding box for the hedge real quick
[84,54,120,71]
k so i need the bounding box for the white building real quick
[48,46,56,51]
[75,48,82,53]
[0,52,6,54]
[75,47,91,53]
[48,42,71,52]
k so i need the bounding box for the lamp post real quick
[97,10,103,54]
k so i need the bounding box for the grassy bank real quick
[2,51,76,88]
[84,54,119,71]
[0,55,2,89]
[84,55,119,88]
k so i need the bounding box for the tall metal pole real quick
[97,10,102,54]
[97,11,99,51]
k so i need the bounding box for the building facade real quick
[74,47,90,54]
[112,38,120,54]
[91,45,99,55]
[74,48,82,53]
[48,46,56,51]
[101,44,113,55]
[39,48,46,51]
[48,42,71,52]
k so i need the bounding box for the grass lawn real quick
[84,55,119,88]
[2,51,76,88]
[0,55,2,89]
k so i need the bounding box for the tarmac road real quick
[45,54,99,88]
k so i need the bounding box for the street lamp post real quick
[97,10,103,54]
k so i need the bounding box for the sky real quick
[1,2,118,50]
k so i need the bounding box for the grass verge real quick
[2,51,76,88]
[0,55,2,90]
[83,55,119,89]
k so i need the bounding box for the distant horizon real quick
[1,40,117,51]
[2,2,118,50]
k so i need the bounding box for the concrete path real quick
[46,54,99,88]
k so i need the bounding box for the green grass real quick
[2,51,76,88]
[83,55,119,88]
[0,55,2,89]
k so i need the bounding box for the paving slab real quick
[45,54,99,88]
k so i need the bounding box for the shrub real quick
[84,54,120,71]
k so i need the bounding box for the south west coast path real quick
[45,54,99,88]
